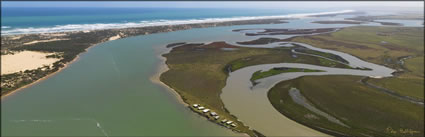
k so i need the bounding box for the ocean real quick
[1,7,330,35]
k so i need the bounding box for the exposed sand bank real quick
[1,51,61,75]
[150,45,187,105]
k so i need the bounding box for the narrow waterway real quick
[220,19,422,136]
[221,30,398,136]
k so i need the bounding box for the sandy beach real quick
[1,42,99,99]
[150,44,187,105]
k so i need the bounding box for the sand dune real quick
[1,51,61,75]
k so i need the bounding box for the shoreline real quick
[149,43,250,137]
[1,10,357,36]
[1,18,273,134]
[1,17,294,98]
[149,44,187,106]
[1,56,79,100]
[1,41,101,100]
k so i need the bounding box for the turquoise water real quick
[2,7,421,35]
[1,7,323,35]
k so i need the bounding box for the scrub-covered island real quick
[1,9,424,137]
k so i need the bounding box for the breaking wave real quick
[1,10,354,35]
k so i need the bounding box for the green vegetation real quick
[1,66,54,93]
[250,67,323,85]
[293,46,349,64]
[265,26,424,136]
[226,47,352,72]
[1,31,113,95]
[405,56,425,78]
[318,58,338,67]
[268,75,424,137]
[160,42,350,136]
[289,26,424,69]
[346,14,424,22]
[369,77,424,100]
[287,26,424,101]
[368,56,424,100]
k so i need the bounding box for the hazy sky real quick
[2,1,423,9]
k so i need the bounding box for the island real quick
[250,67,324,85]
[311,20,365,24]
[233,28,338,36]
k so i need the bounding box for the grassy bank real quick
[250,67,323,85]
[287,26,424,102]
[292,44,349,64]
[264,26,424,136]
[160,42,349,136]
[368,56,424,101]
[226,46,352,72]
[268,75,424,137]
[288,26,424,69]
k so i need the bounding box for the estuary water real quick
[2,8,423,136]
[1,29,240,136]
[1,16,354,136]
